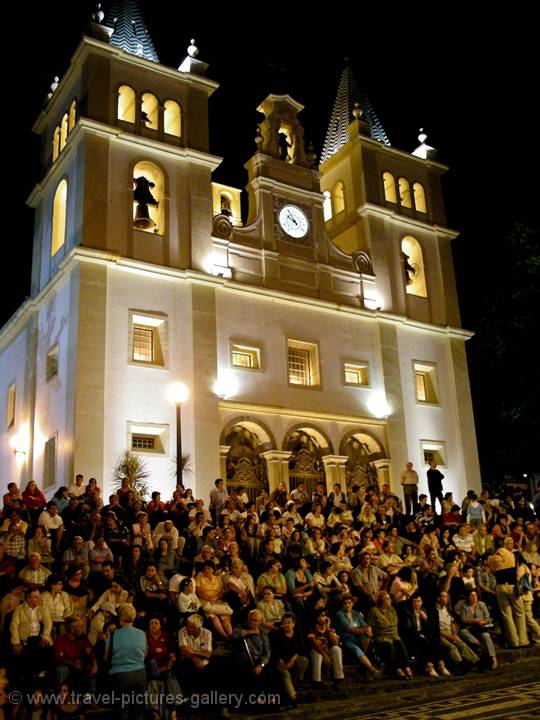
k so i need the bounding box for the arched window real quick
[413,182,427,213]
[60,114,69,151]
[398,178,412,208]
[164,100,181,137]
[118,85,136,123]
[333,181,345,215]
[133,161,165,235]
[383,172,397,203]
[52,127,60,162]
[141,93,158,130]
[323,190,333,221]
[51,180,68,256]
[401,235,427,297]
[68,100,77,133]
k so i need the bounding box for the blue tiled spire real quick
[103,0,159,62]
[321,66,390,163]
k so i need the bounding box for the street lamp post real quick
[168,382,189,483]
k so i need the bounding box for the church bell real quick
[133,203,155,230]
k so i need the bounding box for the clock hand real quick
[287,211,298,226]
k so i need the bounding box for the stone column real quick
[219,446,230,483]
[321,455,349,494]
[261,450,292,493]
[373,460,391,491]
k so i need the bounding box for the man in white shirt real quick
[68,474,85,498]
[452,524,475,554]
[153,519,180,551]
[38,501,64,550]
[178,614,214,691]
[400,462,419,516]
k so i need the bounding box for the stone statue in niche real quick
[220,195,232,216]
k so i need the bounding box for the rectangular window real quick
[230,344,261,370]
[46,345,59,381]
[413,362,439,404]
[43,435,57,489]
[132,435,155,450]
[128,422,168,455]
[344,362,369,387]
[287,340,320,387]
[421,440,447,468]
[6,383,16,429]
[129,312,167,367]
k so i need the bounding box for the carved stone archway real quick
[220,419,275,502]
[282,425,333,496]
[339,429,389,491]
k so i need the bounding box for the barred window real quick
[288,347,310,385]
[287,340,319,387]
[132,436,155,450]
[133,326,154,363]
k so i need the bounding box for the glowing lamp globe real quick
[168,382,189,405]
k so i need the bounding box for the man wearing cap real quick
[488,537,528,647]
[153,518,181,552]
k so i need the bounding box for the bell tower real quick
[22,0,222,492]
[29,1,220,299]
[319,65,460,328]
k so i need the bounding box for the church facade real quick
[0,1,480,504]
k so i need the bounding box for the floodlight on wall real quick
[213,372,238,399]
[367,392,391,419]
[211,264,232,279]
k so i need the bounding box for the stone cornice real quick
[1,247,474,349]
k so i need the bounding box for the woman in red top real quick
[146,617,176,675]
[22,481,46,527]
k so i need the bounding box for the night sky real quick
[3,2,537,480]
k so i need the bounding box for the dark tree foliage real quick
[466,222,539,482]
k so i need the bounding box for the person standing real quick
[107,604,147,720]
[209,479,228,524]
[426,461,444,514]
[488,537,528,648]
[400,462,419,517]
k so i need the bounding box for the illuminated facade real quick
[0,1,480,503]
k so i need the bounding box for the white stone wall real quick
[32,275,75,491]
[102,267,196,500]
[0,326,30,495]
[396,326,480,502]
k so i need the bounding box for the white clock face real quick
[278,205,309,239]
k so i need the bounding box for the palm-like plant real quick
[171,451,193,486]
[112,449,150,499]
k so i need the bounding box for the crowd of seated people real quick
[0,474,539,718]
